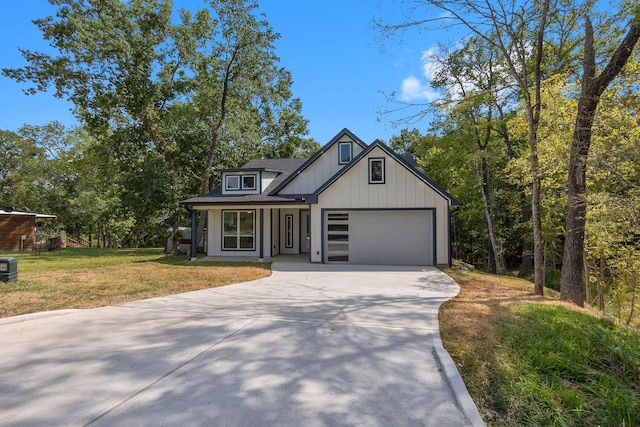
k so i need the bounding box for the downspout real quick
[184,205,198,261]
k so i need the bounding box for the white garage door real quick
[325,210,433,265]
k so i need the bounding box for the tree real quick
[3,0,191,248]
[174,0,310,246]
[378,0,561,294]
[3,0,310,251]
[560,12,640,306]
[427,38,518,274]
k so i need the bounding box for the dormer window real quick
[225,173,258,191]
[338,142,352,164]
[225,175,240,191]
[242,175,256,190]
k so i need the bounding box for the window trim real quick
[225,175,241,191]
[338,142,352,165]
[222,210,256,251]
[242,174,257,190]
[368,157,385,184]
[224,173,258,191]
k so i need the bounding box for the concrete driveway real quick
[0,262,484,427]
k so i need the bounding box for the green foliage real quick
[390,37,531,273]
[2,0,313,247]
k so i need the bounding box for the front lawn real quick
[0,248,271,318]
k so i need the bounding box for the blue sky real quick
[0,0,455,145]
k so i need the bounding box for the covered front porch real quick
[195,205,311,261]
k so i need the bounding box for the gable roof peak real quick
[307,137,461,206]
[327,128,368,149]
[267,128,369,196]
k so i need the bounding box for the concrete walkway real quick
[0,262,484,427]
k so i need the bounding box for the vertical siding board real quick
[310,204,322,262]
[404,168,412,207]
[207,210,217,256]
[391,157,400,208]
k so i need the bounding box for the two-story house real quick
[182,128,460,266]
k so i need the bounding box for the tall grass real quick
[495,304,639,426]
[440,269,640,426]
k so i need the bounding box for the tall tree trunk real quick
[584,254,590,305]
[527,0,551,296]
[626,272,636,326]
[194,47,238,249]
[474,158,504,274]
[530,134,545,295]
[561,17,640,306]
[518,194,534,277]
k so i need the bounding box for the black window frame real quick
[338,142,352,165]
[368,157,385,184]
[285,214,294,248]
[222,210,256,251]
[242,174,257,190]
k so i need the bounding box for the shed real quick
[0,209,57,251]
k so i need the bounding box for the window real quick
[225,174,257,191]
[222,210,255,250]
[285,214,294,248]
[326,212,349,262]
[338,142,352,164]
[225,175,240,190]
[242,175,256,190]
[369,158,385,184]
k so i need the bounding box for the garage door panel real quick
[325,210,433,266]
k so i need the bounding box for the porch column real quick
[190,208,197,261]
[259,209,264,261]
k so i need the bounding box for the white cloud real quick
[398,46,443,102]
[420,47,440,80]
[400,76,439,102]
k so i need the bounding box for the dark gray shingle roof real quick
[182,158,309,205]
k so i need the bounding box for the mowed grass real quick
[0,248,271,318]
[440,269,640,426]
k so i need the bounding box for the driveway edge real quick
[433,334,486,426]
[0,309,81,326]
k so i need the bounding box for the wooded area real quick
[1,0,639,319]
[379,0,639,317]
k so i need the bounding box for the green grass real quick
[494,304,639,426]
[0,248,271,318]
[440,269,640,426]
[0,247,166,274]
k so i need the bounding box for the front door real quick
[300,210,310,253]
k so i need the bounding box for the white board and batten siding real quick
[310,145,451,265]
[279,135,364,195]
